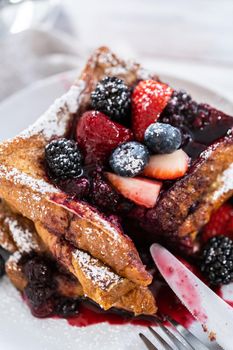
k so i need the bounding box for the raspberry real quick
[91,76,131,123]
[202,203,233,243]
[225,217,233,237]
[45,138,83,180]
[76,111,133,165]
[200,236,233,286]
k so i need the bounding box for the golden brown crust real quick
[0,47,152,286]
[35,222,136,310]
[0,201,17,253]
[114,287,157,315]
[0,200,44,253]
[5,253,27,291]
[142,134,233,243]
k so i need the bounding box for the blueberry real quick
[109,141,149,177]
[0,254,5,278]
[144,123,182,154]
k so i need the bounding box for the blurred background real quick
[0,0,233,101]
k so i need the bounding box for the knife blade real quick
[150,243,233,350]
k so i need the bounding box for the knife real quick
[150,243,233,350]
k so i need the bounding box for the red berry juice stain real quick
[155,284,194,328]
[216,288,233,308]
[65,303,155,328]
[151,245,208,325]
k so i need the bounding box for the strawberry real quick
[105,172,162,208]
[202,203,233,242]
[132,80,173,141]
[142,149,189,180]
[76,111,133,165]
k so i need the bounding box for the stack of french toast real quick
[0,47,232,319]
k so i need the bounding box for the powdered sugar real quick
[0,165,58,195]
[7,251,22,271]
[212,163,233,201]
[72,250,122,290]
[137,67,154,80]
[4,217,39,253]
[19,80,85,141]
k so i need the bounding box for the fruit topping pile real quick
[160,90,233,158]
[43,74,233,290]
[45,77,190,210]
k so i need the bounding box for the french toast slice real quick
[0,202,156,315]
[0,46,232,319]
[140,133,233,250]
[0,199,43,254]
[0,47,152,287]
[35,222,156,314]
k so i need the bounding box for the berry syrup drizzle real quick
[65,302,155,328]
[63,283,194,328]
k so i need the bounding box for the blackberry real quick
[160,90,212,131]
[55,297,79,318]
[90,172,132,214]
[144,122,182,154]
[30,299,55,318]
[0,254,5,278]
[161,90,193,125]
[200,236,233,286]
[109,141,149,177]
[91,76,131,122]
[91,172,122,213]
[58,177,90,199]
[45,138,83,180]
[23,256,52,285]
[24,283,55,307]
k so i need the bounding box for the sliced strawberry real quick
[105,172,162,208]
[202,203,233,243]
[132,80,173,141]
[142,149,189,180]
[76,111,133,165]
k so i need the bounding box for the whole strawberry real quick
[76,111,133,165]
[132,80,173,141]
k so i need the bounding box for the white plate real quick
[0,70,232,350]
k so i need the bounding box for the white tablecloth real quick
[0,0,233,102]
